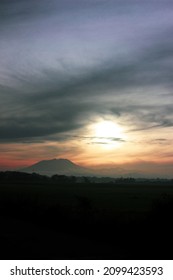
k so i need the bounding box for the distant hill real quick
[20,158,94,176]
[19,158,171,179]
[20,158,146,178]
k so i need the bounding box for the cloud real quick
[0,0,173,146]
[110,103,173,131]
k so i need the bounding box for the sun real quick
[95,121,122,138]
[92,120,124,149]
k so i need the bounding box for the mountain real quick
[20,158,170,179]
[20,158,141,178]
[20,158,94,177]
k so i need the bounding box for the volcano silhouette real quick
[20,158,93,176]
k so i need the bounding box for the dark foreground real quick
[0,172,173,259]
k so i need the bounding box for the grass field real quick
[0,175,173,259]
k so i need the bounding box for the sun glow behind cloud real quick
[89,120,125,149]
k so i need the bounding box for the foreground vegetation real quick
[0,172,173,259]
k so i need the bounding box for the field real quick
[0,173,173,259]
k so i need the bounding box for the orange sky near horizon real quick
[0,118,172,176]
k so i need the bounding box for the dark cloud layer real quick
[0,0,173,146]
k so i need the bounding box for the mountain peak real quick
[20,158,91,176]
[58,158,72,162]
[46,158,72,162]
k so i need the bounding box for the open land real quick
[0,172,173,259]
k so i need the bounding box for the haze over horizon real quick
[0,0,173,177]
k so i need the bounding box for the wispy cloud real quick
[0,0,173,169]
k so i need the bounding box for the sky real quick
[0,0,173,177]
